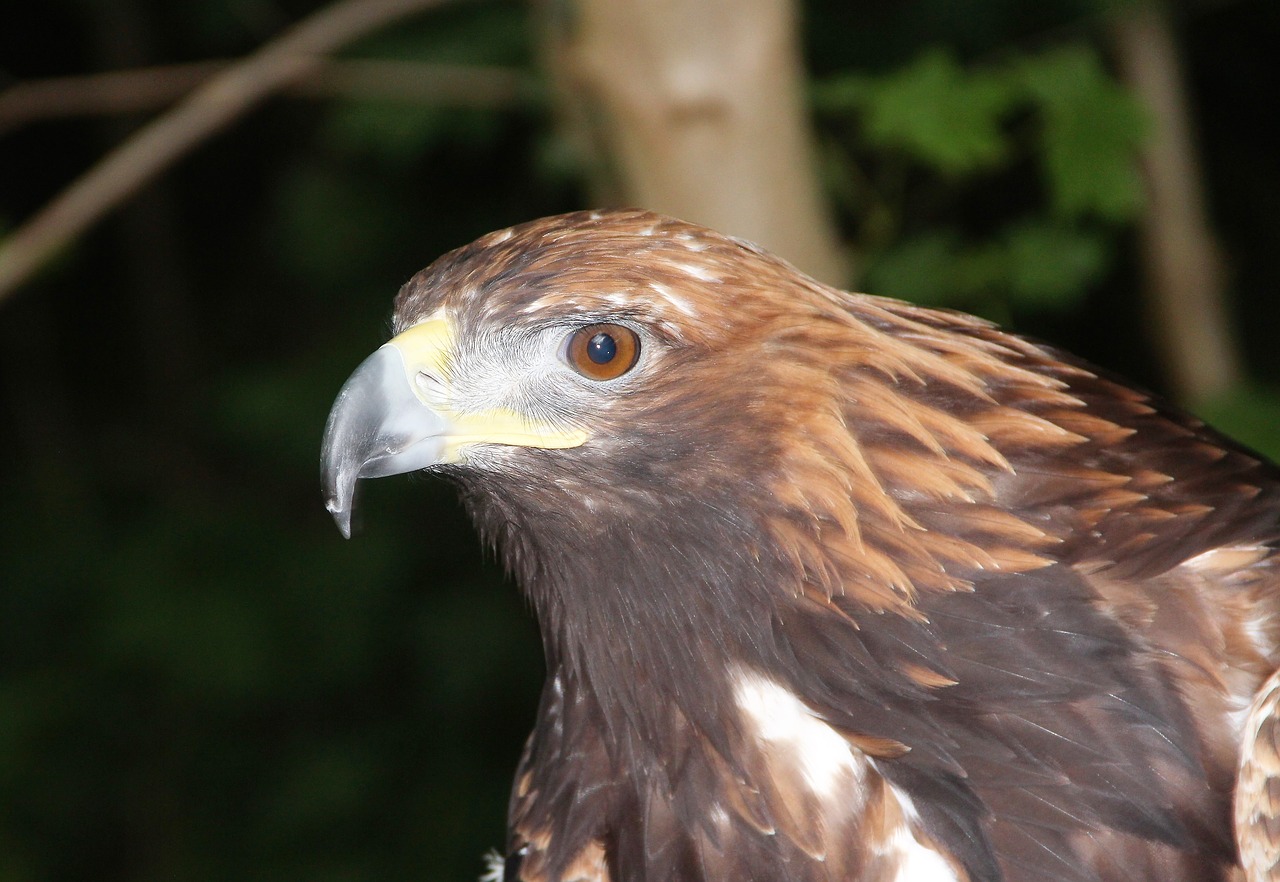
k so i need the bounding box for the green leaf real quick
[866,221,1108,312]
[863,231,964,305]
[1002,221,1107,308]
[811,73,874,113]
[865,232,1009,309]
[1018,47,1148,221]
[1196,386,1280,462]
[859,50,1017,175]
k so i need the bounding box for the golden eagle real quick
[322,210,1280,882]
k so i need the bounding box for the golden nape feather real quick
[1238,667,1280,882]
[321,209,1280,882]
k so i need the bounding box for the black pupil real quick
[586,332,617,364]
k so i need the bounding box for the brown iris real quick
[566,324,640,380]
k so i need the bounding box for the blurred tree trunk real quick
[1111,3,1242,404]
[543,0,847,286]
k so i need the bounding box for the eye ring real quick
[565,323,641,381]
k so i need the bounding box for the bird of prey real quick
[321,209,1280,882]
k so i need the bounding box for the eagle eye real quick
[565,324,640,381]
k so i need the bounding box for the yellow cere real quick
[389,313,455,381]
[386,312,590,461]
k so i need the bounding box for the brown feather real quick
[1237,667,1280,882]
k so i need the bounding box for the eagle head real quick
[325,208,850,538]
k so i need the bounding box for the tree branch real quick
[0,0,473,305]
[0,59,533,134]
[0,62,224,133]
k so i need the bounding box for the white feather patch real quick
[479,849,505,882]
[673,261,720,282]
[883,785,961,882]
[733,671,865,800]
[647,281,698,317]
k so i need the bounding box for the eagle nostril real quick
[414,371,448,403]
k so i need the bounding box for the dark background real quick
[2,1,1278,878]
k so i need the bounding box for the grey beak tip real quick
[328,503,354,539]
[321,341,447,540]
[323,483,356,539]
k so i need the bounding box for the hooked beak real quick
[320,314,588,538]
[320,337,447,539]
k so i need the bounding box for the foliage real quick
[1197,385,1280,463]
[815,44,1145,318]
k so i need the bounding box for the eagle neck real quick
[465,477,783,752]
